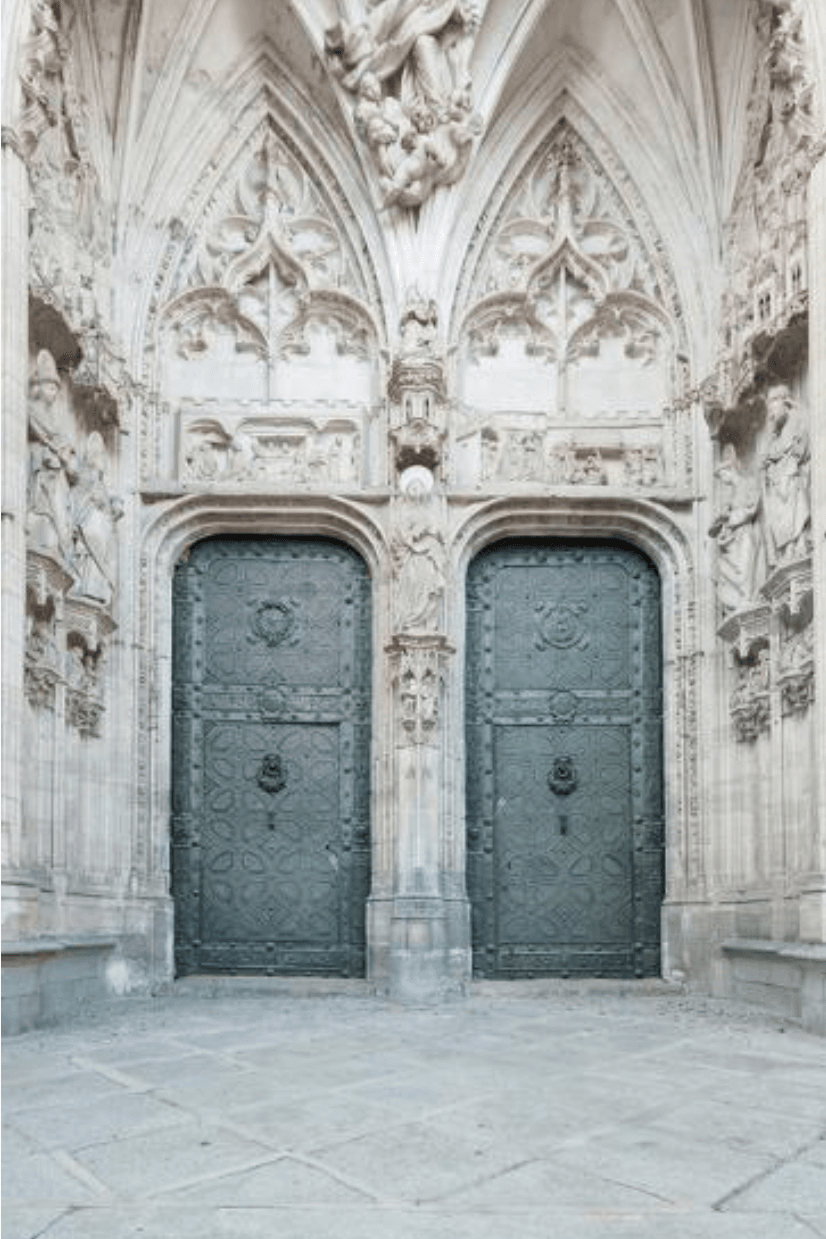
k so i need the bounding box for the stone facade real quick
[2,0,826,1031]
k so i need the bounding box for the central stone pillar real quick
[385,634,461,1000]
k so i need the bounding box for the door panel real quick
[466,541,663,978]
[171,537,371,977]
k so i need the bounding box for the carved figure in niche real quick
[392,467,446,633]
[184,433,223,481]
[760,384,811,568]
[572,451,607,485]
[400,292,439,356]
[641,446,663,486]
[71,433,123,606]
[325,0,479,208]
[548,444,575,484]
[226,431,262,479]
[27,349,77,564]
[503,432,542,481]
[480,430,500,482]
[709,446,764,616]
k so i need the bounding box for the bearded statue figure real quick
[708,445,765,616]
[759,385,811,569]
[27,348,77,565]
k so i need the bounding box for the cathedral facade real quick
[3,0,826,1033]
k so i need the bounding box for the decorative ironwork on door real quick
[171,537,372,977]
[466,541,663,979]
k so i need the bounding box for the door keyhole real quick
[559,814,568,836]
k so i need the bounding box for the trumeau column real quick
[801,148,826,941]
[1,129,29,879]
[368,298,471,1000]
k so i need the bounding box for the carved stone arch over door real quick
[465,537,663,978]
[171,534,373,977]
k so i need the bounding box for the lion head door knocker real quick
[548,756,578,796]
[256,754,287,830]
[548,756,577,837]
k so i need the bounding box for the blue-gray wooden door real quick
[171,537,371,976]
[466,541,663,978]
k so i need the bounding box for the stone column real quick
[1,130,29,879]
[801,148,826,941]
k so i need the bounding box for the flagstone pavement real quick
[3,979,825,1238]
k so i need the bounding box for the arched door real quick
[466,540,663,978]
[171,537,372,977]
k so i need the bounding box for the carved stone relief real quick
[19,0,116,375]
[180,416,362,488]
[324,0,481,209]
[455,421,667,491]
[707,0,821,415]
[388,636,451,749]
[160,128,377,400]
[24,553,70,711]
[24,346,120,733]
[730,644,772,743]
[389,295,448,478]
[457,126,674,431]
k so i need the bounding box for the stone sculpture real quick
[27,349,77,564]
[325,0,480,208]
[71,433,123,606]
[392,468,446,632]
[709,445,764,616]
[760,384,811,568]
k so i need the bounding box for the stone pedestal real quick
[382,635,469,1001]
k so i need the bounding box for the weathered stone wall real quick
[2,0,825,1028]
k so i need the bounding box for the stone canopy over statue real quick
[325,0,480,208]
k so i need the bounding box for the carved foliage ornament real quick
[325,0,481,209]
[162,128,375,363]
[460,126,673,423]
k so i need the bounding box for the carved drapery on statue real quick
[325,0,480,208]
[391,467,446,634]
[24,348,120,734]
[760,385,811,568]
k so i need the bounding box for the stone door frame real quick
[139,492,698,993]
